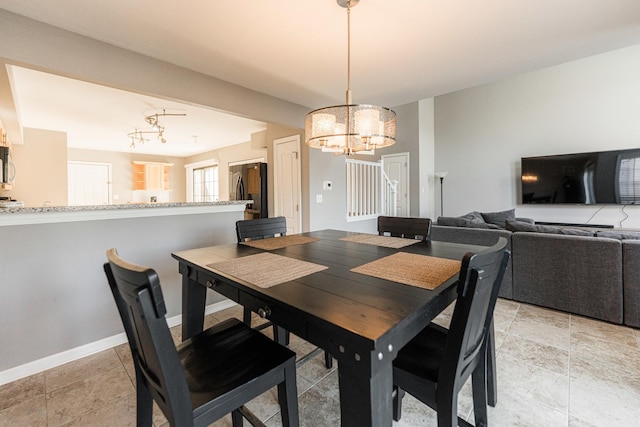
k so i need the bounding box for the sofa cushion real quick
[481,209,516,228]
[596,230,640,240]
[505,220,595,236]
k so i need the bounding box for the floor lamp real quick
[435,172,448,217]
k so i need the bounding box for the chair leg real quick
[472,361,489,427]
[277,360,300,427]
[134,367,153,427]
[231,409,244,426]
[392,386,405,421]
[436,382,458,427]
[487,320,497,407]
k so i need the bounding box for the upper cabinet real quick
[132,161,173,191]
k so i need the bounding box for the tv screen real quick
[521,148,640,205]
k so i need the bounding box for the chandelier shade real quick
[304,0,396,155]
[305,104,396,154]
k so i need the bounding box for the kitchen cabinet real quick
[132,161,172,191]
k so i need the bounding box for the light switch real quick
[323,181,333,190]
[316,194,323,203]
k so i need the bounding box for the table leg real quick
[337,357,393,427]
[181,273,206,341]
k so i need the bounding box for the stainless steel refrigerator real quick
[229,162,268,219]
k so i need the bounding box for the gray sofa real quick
[431,215,640,328]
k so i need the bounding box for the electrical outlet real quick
[316,194,323,203]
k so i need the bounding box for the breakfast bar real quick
[0,201,247,384]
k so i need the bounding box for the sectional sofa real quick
[431,211,640,328]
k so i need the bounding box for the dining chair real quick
[377,215,432,241]
[236,216,333,369]
[392,237,510,427]
[236,216,287,332]
[104,248,299,427]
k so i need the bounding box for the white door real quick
[274,135,302,234]
[68,161,111,206]
[382,153,410,216]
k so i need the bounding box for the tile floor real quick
[1,299,639,426]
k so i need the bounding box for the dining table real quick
[172,229,488,427]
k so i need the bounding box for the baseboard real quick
[0,300,238,386]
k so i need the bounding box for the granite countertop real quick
[0,201,249,214]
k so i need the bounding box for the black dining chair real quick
[377,215,432,241]
[392,237,510,427]
[236,216,288,329]
[104,248,299,427]
[236,216,333,369]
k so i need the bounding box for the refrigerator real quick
[229,162,268,219]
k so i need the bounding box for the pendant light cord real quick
[346,2,352,104]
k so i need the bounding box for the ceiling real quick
[1,0,640,157]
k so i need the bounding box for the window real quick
[185,160,218,202]
[617,155,640,204]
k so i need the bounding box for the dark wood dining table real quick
[172,229,486,427]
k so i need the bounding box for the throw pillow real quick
[460,211,485,223]
[504,219,561,234]
[481,209,516,228]
[437,216,468,227]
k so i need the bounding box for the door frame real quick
[273,135,302,233]
[381,152,410,216]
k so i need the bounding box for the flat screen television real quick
[521,148,640,205]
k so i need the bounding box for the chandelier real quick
[128,108,186,148]
[305,0,396,155]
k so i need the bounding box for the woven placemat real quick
[351,252,461,290]
[241,235,319,250]
[207,252,327,288]
[340,234,421,249]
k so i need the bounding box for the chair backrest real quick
[377,216,432,241]
[442,237,510,386]
[105,248,192,426]
[236,216,287,242]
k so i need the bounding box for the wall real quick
[10,128,68,206]
[0,209,242,377]
[68,148,187,204]
[434,44,640,228]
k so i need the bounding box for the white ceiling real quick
[1,0,640,156]
[8,66,267,157]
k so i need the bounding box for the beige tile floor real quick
[1,300,639,426]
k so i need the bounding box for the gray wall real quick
[0,210,242,373]
[434,44,640,228]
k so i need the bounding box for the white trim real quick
[274,135,302,233]
[228,157,265,167]
[0,202,246,227]
[0,299,238,386]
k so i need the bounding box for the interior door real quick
[382,153,410,216]
[68,161,111,206]
[274,135,301,234]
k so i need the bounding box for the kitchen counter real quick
[0,200,250,226]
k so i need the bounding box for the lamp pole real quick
[435,172,448,217]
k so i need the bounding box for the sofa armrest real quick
[622,240,640,328]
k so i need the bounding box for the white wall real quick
[434,44,640,228]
